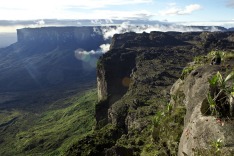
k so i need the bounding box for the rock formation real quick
[17,27,107,50]
[171,60,234,155]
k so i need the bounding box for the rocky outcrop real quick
[170,60,234,155]
[110,31,188,50]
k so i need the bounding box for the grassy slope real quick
[0,89,97,156]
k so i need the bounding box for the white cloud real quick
[100,21,225,41]
[179,4,202,14]
[160,4,202,16]
[36,20,45,26]
[100,44,110,53]
[74,44,110,59]
[178,20,234,28]
[91,10,154,20]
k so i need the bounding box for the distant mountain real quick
[228,27,234,31]
[0,27,109,92]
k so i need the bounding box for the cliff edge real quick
[67,31,234,155]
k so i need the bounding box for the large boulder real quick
[173,63,234,155]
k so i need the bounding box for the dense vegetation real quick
[0,89,97,156]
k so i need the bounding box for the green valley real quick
[0,89,97,156]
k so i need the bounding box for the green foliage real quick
[181,51,233,80]
[152,111,165,127]
[180,66,195,80]
[0,89,97,156]
[167,103,173,114]
[194,138,233,156]
[207,92,217,115]
[206,71,234,117]
[225,71,234,82]
[66,124,124,156]
[208,71,221,87]
[194,55,208,64]
[150,106,186,156]
[96,59,103,68]
[223,52,234,60]
[212,138,223,153]
[208,50,224,59]
[142,87,186,156]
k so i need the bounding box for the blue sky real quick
[0,0,233,27]
[0,0,233,21]
[0,0,233,45]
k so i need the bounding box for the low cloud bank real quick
[74,44,110,69]
[101,21,224,39]
[74,44,110,56]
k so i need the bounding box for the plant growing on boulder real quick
[210,51,223,65]
[207,92,218,116]
[167,103,173,114]
[180,66,195,80]
[212,138,223,153]
[205,71,234,117]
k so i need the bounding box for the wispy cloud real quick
[178,20,234,28]
[160,4,202,15]
[90,10,154,20]
[100,21,225,40]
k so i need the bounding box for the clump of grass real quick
[143,92,186,156]
[194,138,233,156]
[181,66,195,80]
[204,71,234,117]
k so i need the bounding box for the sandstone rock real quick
[176,64,234,155]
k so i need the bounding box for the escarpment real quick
[96,31,234,130]
[96,49,137,128]
[68,31,234,155]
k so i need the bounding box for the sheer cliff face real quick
[17,27,106,50]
